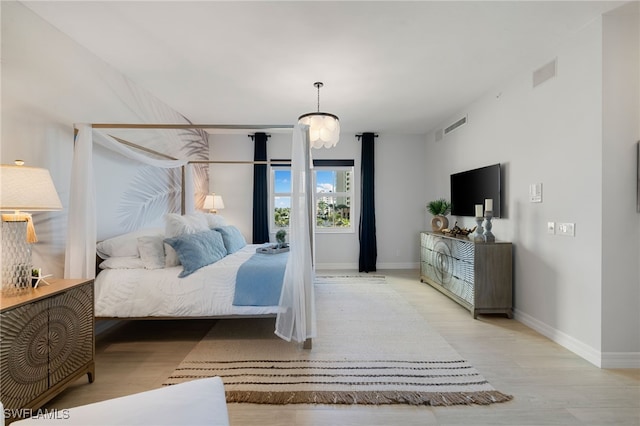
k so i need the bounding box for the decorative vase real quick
[431,215,449,233]
[2,220,32,295]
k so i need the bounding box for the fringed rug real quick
[164,275,512,406]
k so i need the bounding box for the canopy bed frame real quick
[67,122,316,347]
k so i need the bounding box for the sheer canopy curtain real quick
[275,124,316,343]
[64,124,192,279]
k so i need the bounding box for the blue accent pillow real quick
[164,230,227,278]
[215,226,247,254]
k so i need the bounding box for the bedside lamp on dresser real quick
[0,161,62,294]
[0,161,95,423]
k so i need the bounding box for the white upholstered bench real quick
[11,377,229,426]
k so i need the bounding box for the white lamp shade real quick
[204,195,224,210]
[0,164,63,211]
[298,113,340,149]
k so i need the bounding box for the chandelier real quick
[298,82,340,149]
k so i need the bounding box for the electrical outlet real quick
[557,222,575,236]
[547,222,555,234]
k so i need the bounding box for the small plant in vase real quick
[427,198,452,233]
[275,230,287,249]
[31,268,41,287]
[30,267,52,288]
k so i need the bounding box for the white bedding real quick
[95,244,282,318]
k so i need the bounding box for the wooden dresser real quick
[420,231,513,318]
[0,278,95,422]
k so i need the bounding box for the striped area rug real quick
[164,275,512,406]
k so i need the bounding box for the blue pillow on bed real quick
[164,229,228,278]
[215,226,247,254]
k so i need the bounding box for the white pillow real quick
[164,213,210,267]
[97,228,163,259]
[137,235,166,270]
[99,256,145,270]
[203,213,228,229]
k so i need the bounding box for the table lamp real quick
[203,194,224,214]
[0,161,62,293]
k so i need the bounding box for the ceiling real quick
[23,1,624,135]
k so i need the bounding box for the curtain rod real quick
[355,133,379,140]
[90,124,294,130]
[189,160,291,165]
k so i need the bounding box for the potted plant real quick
[275,229,287,249]
[427,198,452,232]
[31,268,41,287]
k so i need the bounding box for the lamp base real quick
[1,220,32,295]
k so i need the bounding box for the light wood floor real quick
[46,270,639,425]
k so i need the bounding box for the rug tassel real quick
[224,390,513,406]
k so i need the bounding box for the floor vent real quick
[533,58,557,88]
[444,115,467,136]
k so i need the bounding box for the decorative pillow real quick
[137,235,165,270]
[96,228,163,259]
[165,213,209,236]
[99,256,145,270]
[164,230,228,278]
[214,225,247,254]
[203,213,228,229]
[164,213,210,267]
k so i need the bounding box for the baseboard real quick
[316,262,418,270]
[377,262,420,270]
[601,352,640,369]
[515,309,602,367]
[316,263,358,270]
[514,309,640,369]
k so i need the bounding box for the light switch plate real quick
[547,222,555,234]
[557,222,575,236]
[529,183,542,203]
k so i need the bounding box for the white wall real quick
[1,3,201,278]
[424,6,639,367]
[2,2,134,276]
[601,2,640,362]
[209,132,426,269]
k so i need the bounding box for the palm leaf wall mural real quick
[104,74,213,231]
[117,166,182,232]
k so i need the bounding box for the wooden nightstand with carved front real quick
[1,278,95,422]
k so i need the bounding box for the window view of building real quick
[314,168,352,230]
[270,165,354,232]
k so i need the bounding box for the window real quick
[270,160,354,233]
[271,167,291,229]
[314,166,353,232]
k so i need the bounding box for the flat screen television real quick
[450,163,501,218]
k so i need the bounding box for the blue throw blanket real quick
[233,251,288,306]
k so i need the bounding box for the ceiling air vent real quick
[444,115,467,136]
[533,58,557,88]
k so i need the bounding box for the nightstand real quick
[1,278,95,422]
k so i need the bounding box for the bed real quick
[94,213,287,319]
[69,123,315,345]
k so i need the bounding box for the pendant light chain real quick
[314,81,323,112]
